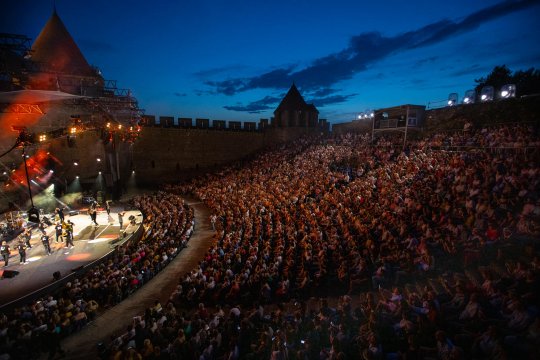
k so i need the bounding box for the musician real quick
[64,220,74,248]
[23,228,32,248]
[55,207,65,223]
[89,200,99,226]
[41,234,52,255]
[1,240,10,267]
[17,239,27,264]
[55,222,63,243]
[118,211,124,229]
[38,221,47,235]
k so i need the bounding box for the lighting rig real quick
[1,118,142,200]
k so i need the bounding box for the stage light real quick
[49,169,54,173]
[73,161,79,166]
[463,90,476,104]
[480,86,494,102]
[447,93,458,106]
[2,171,6,175]
[76,175,79,179]
[132,170,135,174]
[500,84,516,99]
[106,122,111,128]
[70,127,77,134]
[98,171,102,175]
[96,157,101,162]
[118,124,122,130]
[39,134,47,142]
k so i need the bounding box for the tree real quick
[474,65,540,97]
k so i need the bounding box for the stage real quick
[0,208,142,306]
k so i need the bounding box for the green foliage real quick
[474,65,540,97]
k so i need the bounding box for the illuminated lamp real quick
[463,90,475,104]
[118,124,122,130]
[73,161,79,166]
[39,134,47,142]
[447,93,458,106]
[500,84,516,99]
[96,157,101,162]
[480,86,494,102]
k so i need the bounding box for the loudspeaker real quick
[1,269,20,279]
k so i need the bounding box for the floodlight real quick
[447,93,458,106]
[500,84,516,99]
[480,86,494,102]
[463,90,475,104]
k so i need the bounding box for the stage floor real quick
[0,209,142,306]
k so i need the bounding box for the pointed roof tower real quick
[275,84,309,113]
[30,9,95,76]
[274,83,318,114]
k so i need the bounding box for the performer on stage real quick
[55,207,65,223]
[105,201,111,216]
[118,211,124,229]
[89,201,99,226]
[64,220,74,248]
[38,221,47,235]
[1,240,11,267]
[22,227,32,248]
[16,239,27,264]
[41,233,52,255]
[55,222,63,243]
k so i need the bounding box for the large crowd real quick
[104,123,539,360]
[0,192,194,359]
[1,121,539,360]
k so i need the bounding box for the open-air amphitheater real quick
[1,9,539,360]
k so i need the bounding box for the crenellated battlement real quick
[139,115,330,132]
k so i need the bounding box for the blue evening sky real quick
[2,0,540,123]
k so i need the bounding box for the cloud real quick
[305,87,341,98]
[451,64,487,77]
[312,93,358,107]
[224,95,282,113]
[206,0,539,95]
[224,92,357,114]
